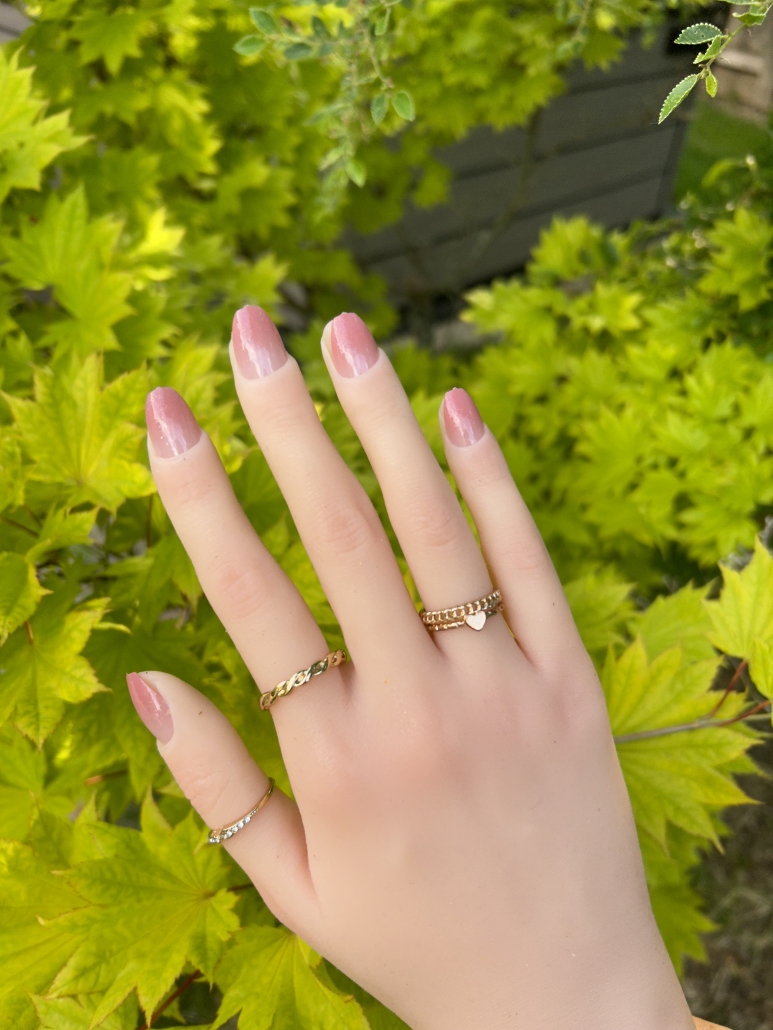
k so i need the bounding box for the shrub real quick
[1,2,772,1026]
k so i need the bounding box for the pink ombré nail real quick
[442,388,485,447]
[145,388,202,459]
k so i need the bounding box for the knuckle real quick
[180,763,233,816]
[401,494,462,554]
[311,497,378,563]
[209,560,271,622]
[500,533,549,575]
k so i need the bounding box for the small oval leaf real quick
[375,11,390,35]
[371,92,389,125]
[706,70,719,97]
[284,42,315,60]
[392,90,415,121]
[345,159,366,187]
[249,8,278,33]
[659,74,699,123]
[234,35,267,57]
[675,23,723,45]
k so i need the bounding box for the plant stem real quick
[139,969,202,1029]
[614,700,771,745]
[0,514,37,536]
[709,659,748,718]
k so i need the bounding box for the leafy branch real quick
[660,0,773,122]
[234,1,416,211]
[614,698,771,745]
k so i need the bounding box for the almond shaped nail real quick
[127,672,174,744]
[232,305,288,379]
[328,312,379,378]
[146,388,201,459]
[442,388,485,447]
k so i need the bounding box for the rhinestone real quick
[237,821,244,828]
[244,815,251,823]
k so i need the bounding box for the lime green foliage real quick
[674,102,773,200]
[0,1,770,1024]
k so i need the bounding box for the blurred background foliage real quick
[1,1,773,1027]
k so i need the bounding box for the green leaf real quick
[0,838,86,1030]
[33,994,138,1030]
[0,590,108,745]
[345,159,367,187]
[659,75,699,123]
[0,553,46,644]
[391,91,415,121]
[5,356,153,511]
[234,35,268,57]
[249,8,278,33]
[25,508,97,565]
[706,71,718,97]
[675,23,723,45]
[749,638,773,700]
[694,35,724,62]
[705,541,773,658]
[70,8,152,76]
[375,10,390,35]
[0,51,85,205]
[214,926,371,1030]
[284,42,315,60]
[371,92,389,125]
[1,188,133,356]
[49,797,239,1026]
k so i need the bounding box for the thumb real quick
[127,671,319,936]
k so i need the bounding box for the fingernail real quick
[328,312,379,378]
[231,305,287,379]
[126,673,174,744]
[145,388,202,459]
[442,388,485,447]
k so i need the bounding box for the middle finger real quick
[229,306,428,668]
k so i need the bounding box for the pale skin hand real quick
[130,307,696,1030]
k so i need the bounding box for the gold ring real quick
[208,778,275,844]
[259,649,347,710]
[420,589,503,632]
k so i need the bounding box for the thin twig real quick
[24,621,34,646]
[0,514,37,537]
[709,659,748,718]
[139,969,202,1030]
[614,701,771,745]
[228,883,255,893]
[84,770,128,786]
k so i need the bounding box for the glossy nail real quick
[442,388,485,447]
[145,387,202,459]
[328,312,379,377]
[126,672,174,744]
[231,305,287,379]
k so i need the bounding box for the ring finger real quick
[320,314,515,654]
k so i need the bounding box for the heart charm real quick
[465,610,487,631]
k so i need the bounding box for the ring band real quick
[208,778,275,845]
[420,589,503,632]
[259,649,347,710]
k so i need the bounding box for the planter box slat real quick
[347,27,694,298]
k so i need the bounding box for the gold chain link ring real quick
[259,649,347,710]
[420,589,503,632]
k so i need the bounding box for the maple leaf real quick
[1,188,133,356]
[605,639,753,848]
[0,726,72,841]
[0,835,86,1030]
[49,796,239,1026]
[0,50,85,204]
[0,551,46,644]
[5,355,153,511]
[71,8,154,76]
[0,588,108,745]
[704,540,773,659]
[213,925,371,1030]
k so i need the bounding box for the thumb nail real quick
[127,672,174,744]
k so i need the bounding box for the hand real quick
[131,308,695,1030]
